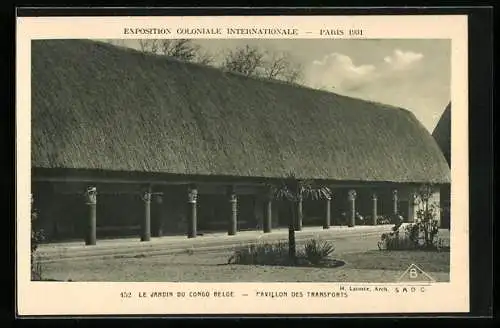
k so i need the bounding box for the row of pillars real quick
[186,185,245,238]
[79,185,413,246]
[83,186,157,245]
[186,185,274,238]
[296,190,407,230]
[80,184,259,245]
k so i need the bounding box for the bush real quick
[228,241,289,265]
[377,184,446,252]
[31,197,45,280]
[228,239,335,266]
[377,217,410,250]
[378,232,416,251]
[404,220,442,250]
[303,239,335,265]
[378,221,445,251]
[404,184,443,250]
[364,215,387,225]
[376,215,391,225]
[435,237,450,251]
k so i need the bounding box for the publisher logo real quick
[397,264,436,283]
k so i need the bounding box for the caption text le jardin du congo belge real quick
[120,285,426,300]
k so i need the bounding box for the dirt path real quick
[40,232,450,283]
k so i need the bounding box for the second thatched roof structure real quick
[432,102,451,167]
[31,40,451,184]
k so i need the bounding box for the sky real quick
[109,39,451,133]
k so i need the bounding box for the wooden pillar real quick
[408,190,416,223]
[84,186,97,246]
[392,189,399,215]
[323,196,331,229]
[348,190,357,227]
[372,193,378,225]
[187,185,198,238]
[435,190,442,227]
[227,186,237,236]
[264,197,272,233]
[440,185,451,229]
[272,203,279,228]
[295,195,303,231]
[38,182,57,240]
[141,186,152,242]
[253,195,263,231]
[151,192,163,237]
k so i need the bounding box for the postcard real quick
[16,12,469,316]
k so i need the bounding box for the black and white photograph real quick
[30,38,452,283]
[16,13,470,316]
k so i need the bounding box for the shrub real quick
[378,218,444,251]
[379,233,416,251]
[378,184,446,252]
[303,239,335,265]
[31,196,45,280]
[377,217,411,251]
[365,215,388,225]
[435,237,450,251]
[404,220,441,250]
[228,241,289,265]
[228,239,335,266]
[376,215,391,225]
[410,184,443,250]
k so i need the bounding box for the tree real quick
[159,39,214,64]
[194,50,215,65]
[262,51,303,84]
[138,39,214,65]
[138,39,160,54]
[107,40,126,47]
[222,45,303,84]
[222,45,264,77]
[269,173,331,263]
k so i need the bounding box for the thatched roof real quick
[432,103,451,166]
[31,40,450,184]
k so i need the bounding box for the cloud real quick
[302,44,446,133]
[313,53,376,76]
[383,49,424,70]
[306,48,426,94]
[310,53,377,91]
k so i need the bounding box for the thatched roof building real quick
[432,103,451,229]
[31,39,450,185]
[432,102,451,167]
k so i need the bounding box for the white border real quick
[16,14,469,315]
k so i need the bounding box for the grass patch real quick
[342,249,450,272]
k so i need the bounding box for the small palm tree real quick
[269,172,331,263]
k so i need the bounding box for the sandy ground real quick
[40,232,450,283]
